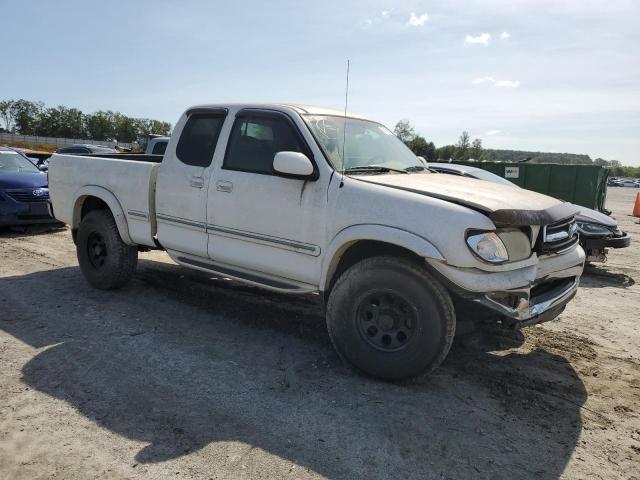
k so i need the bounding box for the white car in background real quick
[614,179,639,187]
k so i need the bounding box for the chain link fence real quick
[0,132,132,149]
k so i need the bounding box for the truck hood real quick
[356,173,578,226]
[0,171,48,190]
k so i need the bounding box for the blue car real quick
[0,147,58,227]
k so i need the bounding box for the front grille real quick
[6,189,49,203]
[536,216,579,254]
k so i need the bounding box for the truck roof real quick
[185,103,373,121]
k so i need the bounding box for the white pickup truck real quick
[48,103,585,379]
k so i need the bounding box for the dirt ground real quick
[1,187,639,480]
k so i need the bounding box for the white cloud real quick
[494,80,520,88]
[408,12,429,27]
[464,33,491,45]
[363,10,393,28]
[472,75,495,84]
[486,130,501,135]
[500,31,510,40]
[472,77,521,88]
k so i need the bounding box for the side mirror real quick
[273,151,316,180]
[38,163,49,171]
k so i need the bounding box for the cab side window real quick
[223,114,305,175]
[176,113,226,167]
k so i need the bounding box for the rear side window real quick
[176,113,226,167]
[223,114,306,175]
[151,141,167,155]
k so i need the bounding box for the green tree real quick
[0,100,16,131]
[58,107,86,138]
[481,149,593,164]
[151,120,171,136]
[13,99,44,135]
[0,98,172,142]
[408,136,436,162]
[436,145,456,161]
[394,119,416,145]
[35,107,61,136]
[113,113,138,143]
[34,106,84,137]
[454,131,471,160]
[608,160,622,168]
[469,138,483,160]
[86,111,116,140]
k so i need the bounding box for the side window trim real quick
[221,109,316,177]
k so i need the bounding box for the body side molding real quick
[207,224,320,256]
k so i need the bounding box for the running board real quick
[176,256,315,293]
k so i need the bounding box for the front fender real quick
[72,186,134,245]
[320,224,445,291]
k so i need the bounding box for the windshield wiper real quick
[404,165,428,172]
[344,165,409,175]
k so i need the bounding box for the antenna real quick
[340,59,350,185]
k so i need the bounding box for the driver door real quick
[207,109,324,286]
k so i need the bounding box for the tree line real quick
[0,99,171,143]
[393,119,639,177]
[394,120,483,163]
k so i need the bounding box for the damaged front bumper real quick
[478,274,579,325]
[429,246,585,327]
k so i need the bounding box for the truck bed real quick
[48,154,160,246]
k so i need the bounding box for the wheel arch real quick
[72,186,134,245]
[320,225,445,295]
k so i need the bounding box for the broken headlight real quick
[466,231,509,263]
[466,229,532,264]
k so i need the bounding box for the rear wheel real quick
[76,210,138,290]
[326,256,456,380]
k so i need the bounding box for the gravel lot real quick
[1,187,639,480]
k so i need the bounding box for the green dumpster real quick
[457,162,609,211]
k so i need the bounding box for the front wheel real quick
[76,210,138,290]
[326,256,456,380]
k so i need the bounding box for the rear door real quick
[155,108,227,257]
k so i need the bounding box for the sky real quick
[2,0,639,165]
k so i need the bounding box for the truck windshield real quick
[0,152,41,173]
[303,115,425,173]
